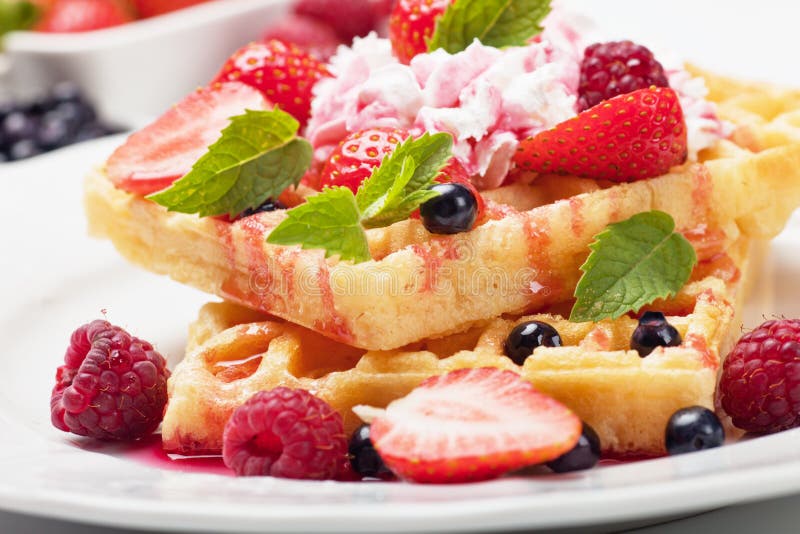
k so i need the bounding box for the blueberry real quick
[665,406,724,455]
[2,112,37,144]
[504,320,562,365]
[51,81,83,104]
[8,139,42,161]
[348,424,392,478]
[547,423,601,473]
[37,112,72,148]
[239,199,287,219]
[53,101,96,128]
[420,183,477,235]
[0,151,8,163]
[631,311,681,357]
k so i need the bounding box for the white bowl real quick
[3,0,291,127]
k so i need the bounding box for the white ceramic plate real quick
[1,137,800,533]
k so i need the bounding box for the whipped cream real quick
[306,6,728,190]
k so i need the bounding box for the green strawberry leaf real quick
[266,186,370,263]
[267,133,455,262]
[148,108,310,218]
[0,0,39,39]
[428,0,552,54]
[570,211,698,323]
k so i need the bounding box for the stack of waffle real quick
[85,68,800,457]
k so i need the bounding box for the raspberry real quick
[222,388,347,479]
[50,320,170,440]
[578,40,669,111]
[718,319,800,433]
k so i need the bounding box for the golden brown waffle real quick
[85,70,800,351]
[162,236,759,457]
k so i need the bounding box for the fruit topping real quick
[214,40,331,127]
[36,0,134,33]
[665,406,725,455]
[50,320,170,441]
[261,13,342,61]
[504,320,562,366]
[348,424,393,479]
[133,0,207,18]
[578,40,669,111]
[319,127,411,193]
[718,319,800,433]
[239,199,287,218]
[106,82,269,196]
[631,311,682,357]
[388,0,451,64]
[419,182,478,235]
[294,0,388,43]
[368,367,581,483]
[547,423,601,473]
[513,87,688,182]
[222,388,347,479]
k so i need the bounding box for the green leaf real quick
[428,0,552,54]
[357,132,452,228]
[0,1,39,39]
[569,211,698,323]
[148,108,310,218]
[266,187,371,263]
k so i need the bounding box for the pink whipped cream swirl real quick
[306,8,728,190]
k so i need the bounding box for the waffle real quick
[162,235,759,457]
[85,69,800,351]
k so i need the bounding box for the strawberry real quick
[294,0,388,43]
[107,82,269,196]
[132,0,207,18]
[36,0,134,33]
[514,87,688,183]
[388,0,452,64]
[214,40,330,128]
[369,368,582,483]
[261,14,342,62]
[318,127,412,193]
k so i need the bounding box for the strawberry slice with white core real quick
[369,368,582,483]
[106,82,270,196]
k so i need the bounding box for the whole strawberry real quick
[261,14,342,61]
[369,368,581,483]
[719,319,800,433]
[133,0,207,18]
[513,87,687,182]
[36,0,134,33]
[389,0,453,64]
[294,0,389,43]
[214,40,331,127]
[51,320,170,441]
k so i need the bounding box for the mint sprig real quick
[268,133,453,263]
[148,108,311,218]
[428,0,552,55]
[570,211,698,323]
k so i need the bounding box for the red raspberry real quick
[222,388,347,479]
[50,320,170,441]
[719,319,800,433]
[578,40,669,111]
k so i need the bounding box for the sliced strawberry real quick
[214,40,331,127]
[389,0,453,64]
[107,82,269,196]
[370,368,582,484]
[514,87,688,183]
[318,127,412,193]
[261,14,342,62]
[36,0,134,33]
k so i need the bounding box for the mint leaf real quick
[428,0,552,54]
[267,133,456,262]
[266,187,370,263]
[148,109,310,218]
[357,132,452,228]
[570,211,698,323]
